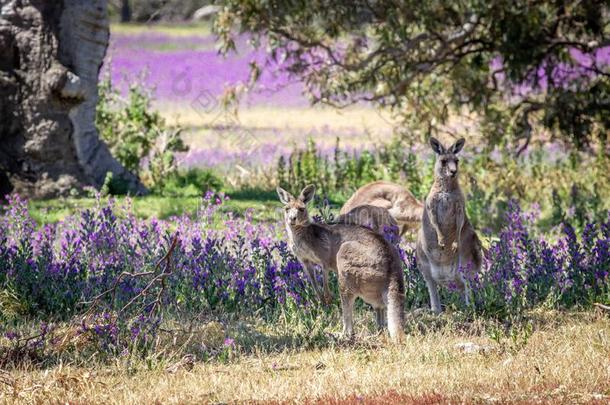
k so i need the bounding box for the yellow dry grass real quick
[110,23,212,37]
[160,105,396,150]
[160,105,394,132]
[2,313,609,404]
[158,104,486,155]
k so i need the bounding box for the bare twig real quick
[79,234,179,318]
[594,303,610,312]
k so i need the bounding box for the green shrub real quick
[276,137,610,234]
[100,171,131,196]
[96,77,188,192]
[160,168,223,197]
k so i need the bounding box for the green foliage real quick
[97,79,160,175]
[0,287,28,320]
[217,0,610,150]
[147,129,189,191]
[461,147,610,232]
[101,171,131,196]
[111,0,211,22]
[487,322,534,355]
[277,138,610,233]
[278,137,424,201]
[159,168,223,197]
[96,77,188,191]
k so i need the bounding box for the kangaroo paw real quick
[437,235,446,249]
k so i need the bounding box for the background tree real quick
[0,0,145,197]
[108,0,212,22]
[216,0,610,152]
[120,0,131,22]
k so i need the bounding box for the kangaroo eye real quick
[284,207,290,211]
[441,160,447,166]
[298,208,305,212]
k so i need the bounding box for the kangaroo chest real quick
[431,192,462,234]
[285,225,326,265]
[430,263,458,284]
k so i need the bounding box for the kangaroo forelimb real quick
[427,200,445,248]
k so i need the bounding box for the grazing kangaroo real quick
[340,181,424,236]
[336,205,400,242]
[416,137,482,313]
[277,185,405,341]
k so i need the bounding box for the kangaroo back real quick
[335,205,399,241]
[341,181,423,235]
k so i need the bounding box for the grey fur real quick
[416,138,482,313]
[276,186,406,341]
[340,181,424,236]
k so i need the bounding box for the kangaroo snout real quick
[287,210,298,224]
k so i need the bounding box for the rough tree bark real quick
[0,0,145,198]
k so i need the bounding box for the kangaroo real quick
[340,181,423,236]
[335,205,400,242]
[416,137,482,313]
[277,185,405,341]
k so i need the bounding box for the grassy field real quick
[3,311,609,404]
[27,189,289,224]
[3,22,608,405]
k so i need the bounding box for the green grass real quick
[27,193,282,225]
[110,22,212,37]
[26,184,351,225]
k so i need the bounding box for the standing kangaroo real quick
[416,137,482,313]
[277,185,405,341]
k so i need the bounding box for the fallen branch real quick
[79,233,179,317]
[593,303,610,312]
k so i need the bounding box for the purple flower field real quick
[179,129,373,171]
[102,27,396,172]
[1,193,608,352]
[101,26,604,174]
[103,30,307,107]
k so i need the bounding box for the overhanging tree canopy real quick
[216,0,609,151]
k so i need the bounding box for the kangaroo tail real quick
[387,263,405,343]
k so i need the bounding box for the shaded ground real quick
[3,312,608,404]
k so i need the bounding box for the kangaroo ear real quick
[299,184,316,204]
[450,138,465,154]
[429,137,445,155]
[276,187,293,204]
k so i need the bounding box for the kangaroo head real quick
[276,185,316,226]
[430,137,465,180]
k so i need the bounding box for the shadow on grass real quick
[226,187,278,202]
[227,186,347,208]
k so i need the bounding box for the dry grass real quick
[110,22,212,37]
[2,312,608,404]
[161,106,396,150]
[159,105,485,157]
[161,106,394,132]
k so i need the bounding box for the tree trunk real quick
[120,0,130,23]
[0,0,145,198]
